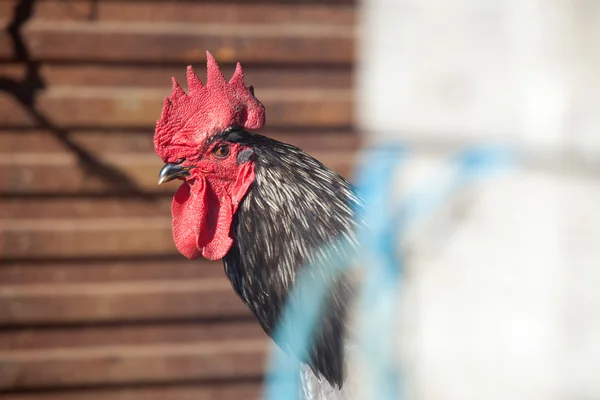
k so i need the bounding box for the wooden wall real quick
[0,1,357,399]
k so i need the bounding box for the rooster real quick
[154,52,361,400]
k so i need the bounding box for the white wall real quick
[356,1,600,399]
[357,0,600,163]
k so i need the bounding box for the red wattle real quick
[171,181,203,259]
[170,162,255,261]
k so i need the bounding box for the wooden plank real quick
[0,130,156,154]
[0,259,223,285]
[0,321,264,350]
[0,339,268,389]
[0,151,356,194]
[24,20,354,64]
[0,196,173,220]
[0,130,359,154]
[0,63,25,81]
[34,1,355,25]
[30,0,94,21]
[0,217,177,258]
[32,87,353,129]
[0,18,13,59]
[0,278,252,325]
[0,3,18,22]
[0,64,352,89]
[0,93,34,126]
[1,382,262,400]
[39,63,353,89]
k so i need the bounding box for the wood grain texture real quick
[1,383,263,400]
[0,217,177,258]
[0,130,359,154]
[33,0,355,24]
[24,20,354,64]
[0,277,252,325]
[0,338,268,389]
[37,64,353,89]
[0,151,356,194]
[0,0,358,397]
[0,86,353,129]
[0,259,221,285]
[0,196,173,219]
[0,321,264,350]
[0,3,18,21]
[33,87,352,128]
[0,19,14,59]
[0,93,34,126]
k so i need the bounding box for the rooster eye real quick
[213,144,230,158]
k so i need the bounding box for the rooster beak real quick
[158,163,191,185]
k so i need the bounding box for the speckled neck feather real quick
[220,130,363,388]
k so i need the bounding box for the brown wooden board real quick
[0,217,177,258]
[1,382,263,400]
[0,19,13,59]
[24,20,354,64]
[0,152,356,194]
[0,259,223,285]
[0,87,353,129]
[0,93,35,126]
[0,64,23,81]
[0,196,174,220]
[34,87,352,128]
[0,277,252,325]
[0,130,359,155]
[33,1,355,25]
[37,64,353,90]
[0,3,18,21]
[0,63,352,93]
[0,321,264,350]
[0,339,268,389]
[0,0,358,397]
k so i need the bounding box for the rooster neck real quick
[220,132,361,388]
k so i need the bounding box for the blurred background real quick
[0,1,355,399]
[1,0,599,399]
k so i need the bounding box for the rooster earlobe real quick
[229,62,245,86]
[206,51,226,86]
[186,66,204,93]
[171,78,186,99]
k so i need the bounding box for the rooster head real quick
[154,51,265,260]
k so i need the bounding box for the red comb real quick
[154,51,265,161]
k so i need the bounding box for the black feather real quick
[220,129,362,388]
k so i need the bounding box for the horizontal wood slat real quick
[0,338,268,389]
[0,259,222,285]
[0,93,34,126]
[0,63,352,91]
[0,196,173,220]
[30,64,353,89]
[0,321,264,350]
[0,19,13,59]
[1,87,353,128]
[0,0,358,397]
[0,278,252,325]
[0,217,177,258]
[33,0,355,25]
[0,130,359,154]
[2,383,263,400]
[24,20,354,64]
[0,151,356,194]
[0,3,17,20]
